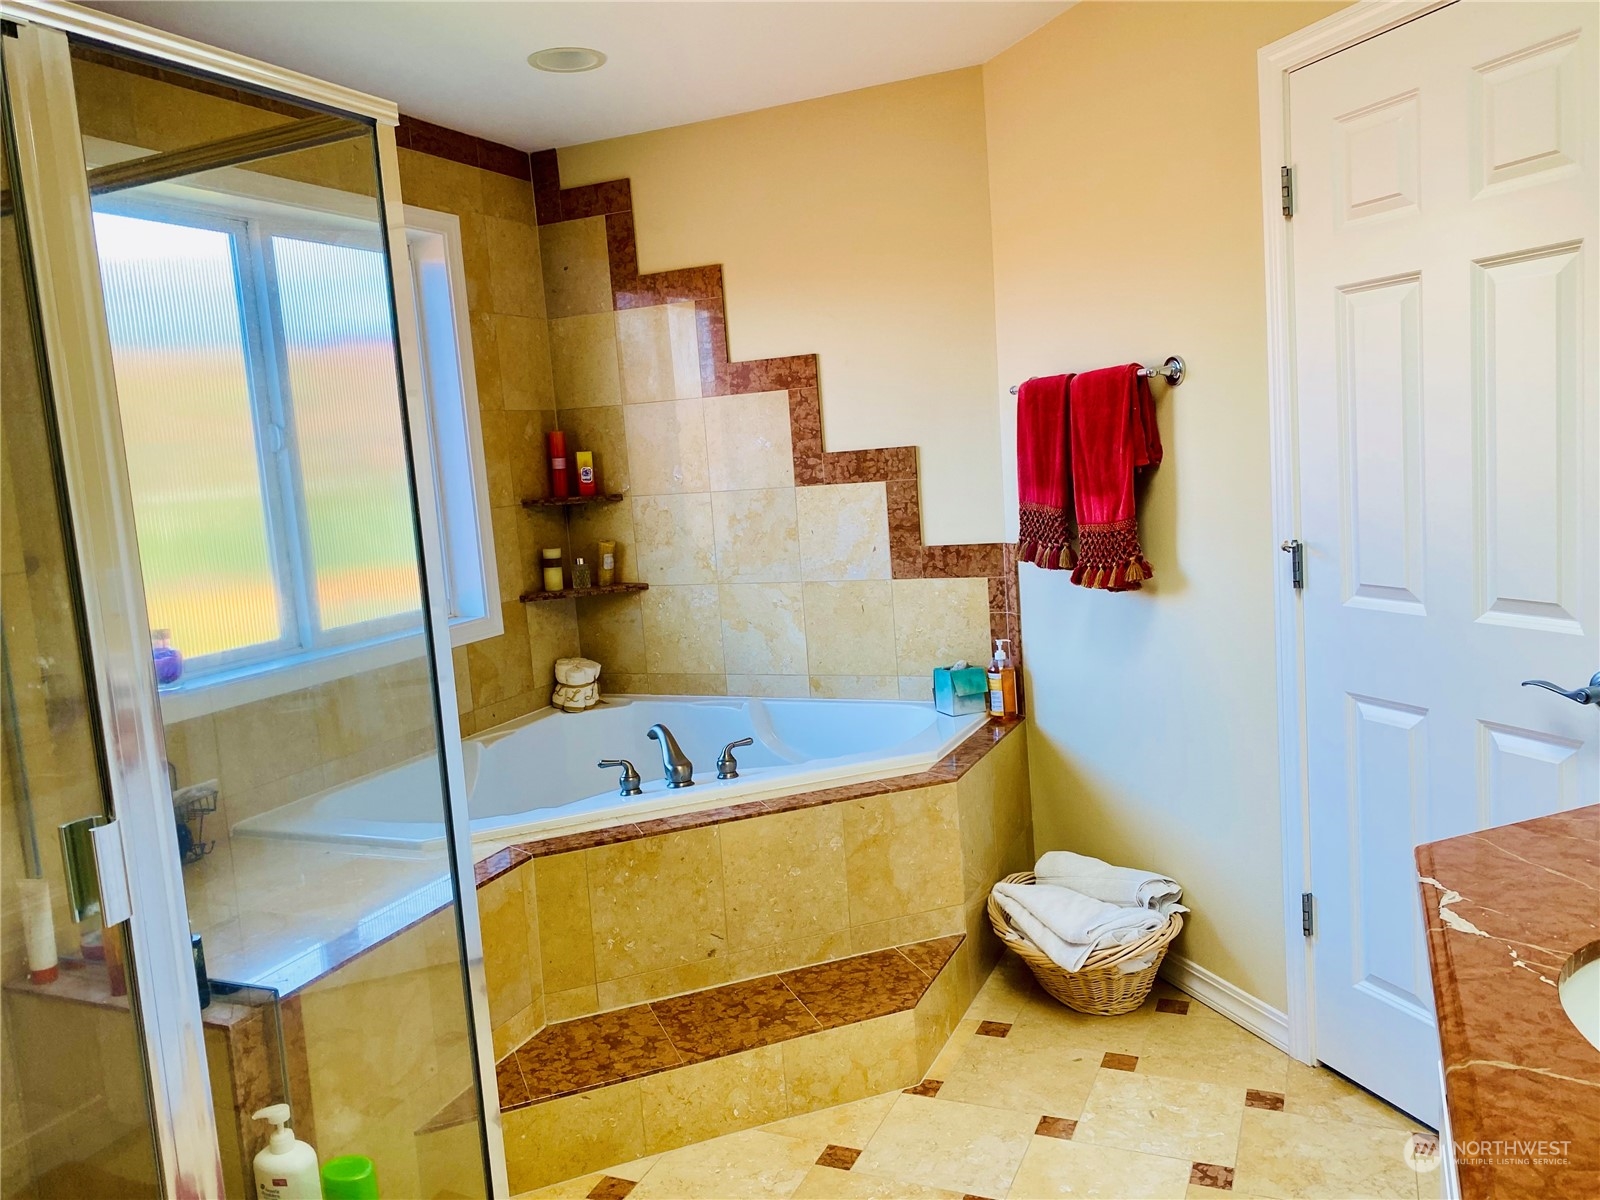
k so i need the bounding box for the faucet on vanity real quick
[647,723,695,788]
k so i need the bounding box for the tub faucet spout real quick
[646,723,695,788]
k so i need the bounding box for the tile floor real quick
[517,957,1436,1199]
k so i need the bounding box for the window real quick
[91,184,496,710]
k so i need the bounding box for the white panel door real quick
[1290,1,1598,1124]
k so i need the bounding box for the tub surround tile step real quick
[780,950,935,1030]
[651,975,822,1063]
[475,717,1023,891]
[497,934,964,1115]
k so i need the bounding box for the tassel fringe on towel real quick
[1070,518,1152,591]
[1018,505,1076,570]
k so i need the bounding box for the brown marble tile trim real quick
[587,1178,637,1200]
[71,45,309,118]
[904,1078,943,1097]
[1156,997,1190,1015]
[898,934,964,980]
[474,717,1024,889]
[532,161,1013,594]
[496,934,964,1114]
[1101,1052,1139,1071]
[975,1020,1012,1039]
[396,115,531,181]
[780,949,931,1030]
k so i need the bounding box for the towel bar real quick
[1009,355,1185,395]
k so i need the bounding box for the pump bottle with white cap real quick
[252,1104,322,1199]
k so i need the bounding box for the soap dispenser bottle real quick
[252,1104,322,1199]
[987,639,1018,717]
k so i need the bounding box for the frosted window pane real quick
[271,236,421,630]
[93,212,282,660]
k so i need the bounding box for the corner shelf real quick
[521,493,625,510]
[520,582,648,604]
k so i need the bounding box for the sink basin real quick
[1559,940,1600,1052]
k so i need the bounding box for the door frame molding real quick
[1256,0,1456,1066]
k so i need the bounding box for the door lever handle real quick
[1521,672,1600,706]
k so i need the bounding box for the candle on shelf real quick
[542,547,564,592]
[546,431,569,498]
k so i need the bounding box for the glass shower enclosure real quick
[1,5,501,1195]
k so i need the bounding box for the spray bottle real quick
[252,1104,321,1199]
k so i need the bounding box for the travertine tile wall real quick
[538,214,996,700]
[480,728,1030,1046]
[392,137,578,734]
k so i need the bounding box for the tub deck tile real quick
[898,935,964,980]
[513,1003,682,1103]
[649,974,822,1062]
[781,949,931,1030]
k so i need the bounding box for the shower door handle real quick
[58,816,133,927]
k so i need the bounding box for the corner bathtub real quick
[233,695,986,852]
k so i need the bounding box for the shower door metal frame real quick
[0,3,507,1195]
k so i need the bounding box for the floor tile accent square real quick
[1034,1116,1077,1140]
[904,1079,942,1097]
[816,1145,862,1170]
[1156,997,1191,1015]
[1189,1162,1235,1191]
[649,974,821,1062]
[974,1021,1011,1038]
[1244,1088,1285,1111]
[587,1177,639,1200]
[782,949,931,1029]
[1101,1052,1139,1071]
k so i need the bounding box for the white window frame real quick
[81,137,500,721]
[403,204,500,648]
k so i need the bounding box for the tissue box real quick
[933,665,989,716]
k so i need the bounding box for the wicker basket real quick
[987,872,1182,1016]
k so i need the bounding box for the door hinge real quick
[1301,891,1314,937]
[1281,165,1295,218]
[1280,539,1304,589]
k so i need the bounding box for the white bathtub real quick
[233,695,986,852]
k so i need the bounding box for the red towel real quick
[1068,364,1162,591]
[1015,374,1075,569]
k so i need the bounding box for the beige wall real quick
[555,69,1003,547]
[985,1,1338,1008]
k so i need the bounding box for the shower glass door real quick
[3,12,496,1197]
[1,50,163,1200]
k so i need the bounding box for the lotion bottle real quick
[253,1104,322,1200]
[987,638,1018,717]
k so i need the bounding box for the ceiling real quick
[87,2,1072,149]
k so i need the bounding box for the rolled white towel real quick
[993,881,1165,972]
[1034,850,1188,916]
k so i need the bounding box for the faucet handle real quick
[716,738,755,780]
[597,758,643,796]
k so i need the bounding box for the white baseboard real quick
[1160,953,1291,1054]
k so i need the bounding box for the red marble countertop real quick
[1415,804,1600,1200]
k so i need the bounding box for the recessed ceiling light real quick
[528,46,606,73]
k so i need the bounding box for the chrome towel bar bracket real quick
[1009,355,1185,395]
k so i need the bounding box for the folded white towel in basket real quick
[1034,850,1188,916]
[993,881,1165,972]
